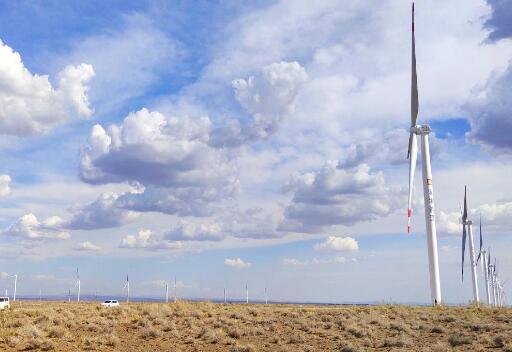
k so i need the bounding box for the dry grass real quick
[0,301,508,351]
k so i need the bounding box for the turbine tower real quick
[245,284,249,304]
[265,287,268,305]
[165,282,169,303]
[475,218,491,306]
[223,287,227,304]
[76,269,81,302]
[12,274,17,302]
[173,277,177,303]
[461,187,479,304]
[406,2,442,306]
[124,275,130,303]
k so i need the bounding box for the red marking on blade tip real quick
[408,208,412,217]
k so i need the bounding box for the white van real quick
[0,297,10,310]
[101,300,120,308]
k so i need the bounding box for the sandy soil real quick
[0,301,510,351]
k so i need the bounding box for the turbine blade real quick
[462,186,468,221]
[407,133,418,234]
[462,223,467,282]
[410,2,418,131]
[476,215,483,264]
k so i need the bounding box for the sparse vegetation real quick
[0,301,508,351]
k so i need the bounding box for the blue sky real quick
[0,0,510,305]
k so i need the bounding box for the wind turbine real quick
[165,282,169,303]
[123,275,130,303]
[265,287,268,305]
[75,269,81,302]
[461,187,479,304]
[475,218,491,306]
[11,274,17,302]
[223,287,227,304]
[245,284,249,304]
[68,288,71,302]
[173,277,177,303]
[406,2,442,306]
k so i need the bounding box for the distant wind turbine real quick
[245,284,249,304]
[265,287,268,305]
[223,287,227,304]
[406,2,442,306]
[124,275,130,303]
[11,274,17,302]
[165,282,169,303]
[75,269,81,302]
[461,187,479,304]
[173,277,177,303]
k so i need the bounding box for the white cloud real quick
[0,39,94,135]
[80,108,239,217]
[120,229,182,251]
[280,162,403,232]
[0,214,69,240]
[0,174,11,197]
[66,192,137,230]
[438,200,512,235]
[211,61,307,147]
[313,236,359,253]
[74,241,101,252]
[224,258,251,268]
[164,220,224,242]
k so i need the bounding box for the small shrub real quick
[230,344,255,352]
[141,327,159,339]
[431,326,444,333]
[228,327,241,339]
[448,334,472,347]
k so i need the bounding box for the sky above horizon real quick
[0,0,510,305]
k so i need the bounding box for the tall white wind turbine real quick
[406,2,442,306]
[461,187,479,304]
[165,282,169,303]
[475,218,491,305]
[245,284,249,304]
[124,275,130,303]
[76,269,81,302]
[11,274,17,302]
[265,287,268,305]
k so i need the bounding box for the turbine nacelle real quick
[409,124,432,135]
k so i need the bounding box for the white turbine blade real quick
[407,133,418,234]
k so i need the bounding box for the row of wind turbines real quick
[407,3,506,307]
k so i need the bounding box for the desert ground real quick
[0,301,510,351]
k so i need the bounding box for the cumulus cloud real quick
[66,192,137,230]
[80,108,239,217]
[439,200,512,235]
[74,241,101,251]
[0,40,94,135]
[224,258,251,268]
[210,61,308,146]
[313,236,359,253]
[466,62,512,152]
[0,174,11,197]
[280,161,403,232]
[164,220,224,242]
[120,229,183,251]
[0,214,69,240]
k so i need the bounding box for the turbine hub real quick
[410,124,432,135]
